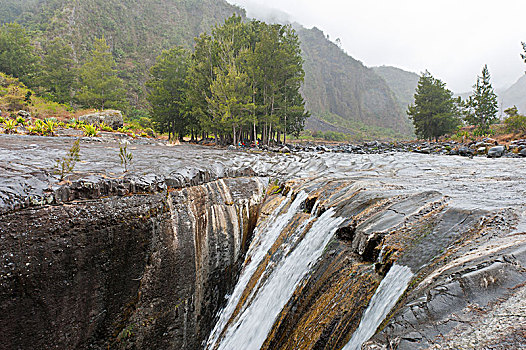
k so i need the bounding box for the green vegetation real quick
[407,71,460,141]
[54,139,80,181]
[0,23,39,86]
[82,124,98,137]
[37,38,77,104]
[504,106,526,133]
[2,118,17,133]
[0,0,414,140]
[77,36,126,110]
[463,65,498,133]
[146,46,190,141]
[148,16,308,144]
[119,143,133,172]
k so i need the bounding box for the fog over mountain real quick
[227,0,526,94]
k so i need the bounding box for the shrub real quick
[505,114,526,133]
[82,124,98,137]
[43,119,58,135]
[98,122,113,132]
[3,118,17,133]
[16,115,26,125]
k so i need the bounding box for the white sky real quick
[226,0,526,93]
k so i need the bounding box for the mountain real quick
[500,74,526,114]
[298,27,412,139]
[372,66,419,116]
[2,0,413,139]
[2,0,245,104]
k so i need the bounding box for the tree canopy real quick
[407,71,460,141]
[0,23,39,86]
[146,46,190,141]
[77,36,126,110]
[151,15,309,145]
[463,64,498,132]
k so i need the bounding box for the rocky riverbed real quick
[1,134,526,349]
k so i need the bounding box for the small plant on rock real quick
[43,119,58,136]
[119,142,133,172]
[82,123,98,137]
[98,122,113,132]
[54,139,80,181]
[16,116,26,125]
[3,118,18,133]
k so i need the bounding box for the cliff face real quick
[2,135,526,350]
[0,176,265,350]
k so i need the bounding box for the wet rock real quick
[279,145,291,153]
[0,177,266,350]
[488,145,505,158]
[78,110,124,130]
[336,221,357,241]
[458,146,474,157]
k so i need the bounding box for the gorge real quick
[1,135,526,349]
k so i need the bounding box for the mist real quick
[227,0,526,93]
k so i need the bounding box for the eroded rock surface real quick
[0,175,265,350]
[2,134,526,350]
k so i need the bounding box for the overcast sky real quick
[226,0,526,93]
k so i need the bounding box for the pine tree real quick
[464,65,498,133]
[146,46,190,141]
[407,71,460,140]
[0,23,39,86]
[77,36,125,110]
[38,38,77,104]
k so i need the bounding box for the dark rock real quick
[520,148,526,157]
[488,145,505,158]
[336,221,357,241]
[458,146,474,157]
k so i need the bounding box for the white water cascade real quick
[206,192,344,350]
[343,264,414,350]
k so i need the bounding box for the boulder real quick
[458,146,474,157]
[487,145,505,158]
[520,148,526,157]
[16,110,31,119]
[78,110,124,130]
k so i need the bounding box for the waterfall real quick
[206,192,344,350]
[343,264,414,350]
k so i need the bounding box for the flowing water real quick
[206,193,344,350]
[343,264,414,350]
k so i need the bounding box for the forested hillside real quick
[1,0,413,139]
[3,0,244,104]
[298,27,412,138]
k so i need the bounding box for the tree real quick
[187,16,308,145]
[463,65,498,132]
[77,36,126,110]
[407,71,460,140]
[146,46,190,141]
[521,42,526,67]
[207,60,253,146]
[0,23,39,86]
[38,38,77,104]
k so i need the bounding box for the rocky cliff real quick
[0,135,268,349]
[1,134,526,349]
